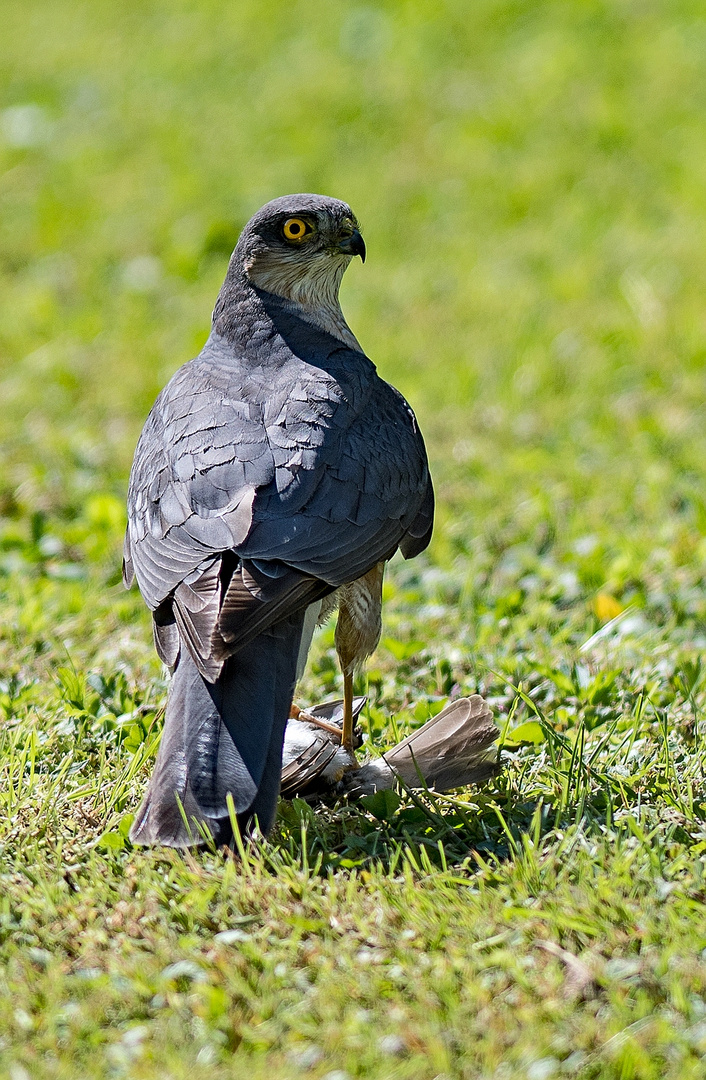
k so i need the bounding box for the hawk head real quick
[238,194,363,298]
[216,194,367,349]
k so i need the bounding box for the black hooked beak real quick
[338,228,366,262]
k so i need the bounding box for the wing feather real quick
[125,301,433,678]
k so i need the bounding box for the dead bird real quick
[281,695,498,801]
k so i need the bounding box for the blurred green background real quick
[6,4,706,1078]
[3,0,706,570]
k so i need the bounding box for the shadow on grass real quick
[258,671,706,880]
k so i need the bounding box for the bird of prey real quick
[123,194,434,848]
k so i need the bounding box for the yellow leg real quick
[342,669,355,752]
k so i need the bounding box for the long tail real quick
[130,611,306,848]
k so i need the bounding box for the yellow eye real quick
[283,217,312,243]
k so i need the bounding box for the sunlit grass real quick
[3,0,706,1077]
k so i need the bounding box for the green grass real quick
[3,0,706,1076]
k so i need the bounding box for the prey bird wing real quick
[124,194,434,848]
[382,695,497,790]
[338,697,498,799]
[280,696,367,799]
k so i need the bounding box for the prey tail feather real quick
[130,611,306,849]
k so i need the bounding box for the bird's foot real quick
[289,702,344,738]
[288,697,366,751]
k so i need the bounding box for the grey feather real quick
[124,292,433,610]
[131,612,306,848]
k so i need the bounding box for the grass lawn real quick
[3,0,706,1076]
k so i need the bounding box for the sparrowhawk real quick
[123,194,434,847]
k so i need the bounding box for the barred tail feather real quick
[130,612,306,848]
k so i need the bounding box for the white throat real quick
[245,251,364,353]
